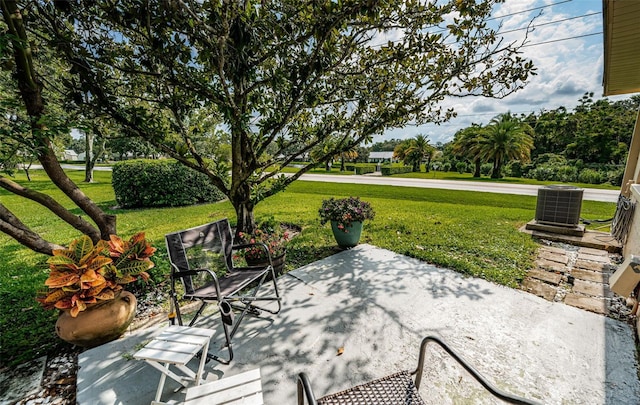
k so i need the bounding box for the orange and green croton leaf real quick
[45,271,80,288]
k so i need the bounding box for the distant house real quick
[368,151,396,163]
[62,150,79,161]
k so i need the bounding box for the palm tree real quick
[394,135,434,172]
[451,125,484,177]
[476,113,534,178]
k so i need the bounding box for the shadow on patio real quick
[77,244,640,404]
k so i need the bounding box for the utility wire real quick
[498,12,601,36]
[486,0,574,22]
[522,32,602,48]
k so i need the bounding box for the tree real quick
[371,139,404,152]
[38,0,535,234]
[476,113,534,178]
[451,124,484,177]
[0,0,116,255]
[394,135,433,172]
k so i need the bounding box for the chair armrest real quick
[413,336,540,405]
[171,265,219,280]
[297,373,318,405]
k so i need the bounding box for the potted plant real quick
[319,196,375,248]
[37,232,156,347]
[236,219,290,276]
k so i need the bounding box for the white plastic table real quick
[134,325,215,404]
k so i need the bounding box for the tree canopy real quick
[9,0,535,235]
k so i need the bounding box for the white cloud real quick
[379,0,613,145]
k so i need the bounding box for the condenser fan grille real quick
[535,186,583,227]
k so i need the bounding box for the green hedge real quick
[381,165,412,175]
[112,159,226,208]
[344,164,376,174]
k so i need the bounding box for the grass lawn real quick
[0,170,617,367]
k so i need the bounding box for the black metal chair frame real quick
[297,336,540,405]
[165,219,282,364]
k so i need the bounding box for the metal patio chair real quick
[297,336,540,405]
[165,219,282,364]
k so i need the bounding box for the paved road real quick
[55,164,619,203]
[297,173,620,203]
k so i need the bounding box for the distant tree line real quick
[364,93,639,185]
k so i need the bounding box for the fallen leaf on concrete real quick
[337,347,344,356]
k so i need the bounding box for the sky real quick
[382,0,620,145]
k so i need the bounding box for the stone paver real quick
[572,268,609,284]
[577,253,611,263]
[564,293,609,315]
[539,245,569,255]
[572,279,612,297]
[535,259,568,273]
[528,268,563,285]
[575,259,610,273]
[579,247,609,257]
[522,278,557,301]
[538,250,569,264]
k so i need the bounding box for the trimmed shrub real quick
[381,165,413,175]
[344,164,376,174]
[455,162,468,174]
[607,167,625,186]
[578,168,605,184]
[555,165,578,182]
[441,162,452,172]
[355,165,376,175]
[504,161,524,178]
[480,163,492,176]
[112,159,226,208]
[527,166,555,181]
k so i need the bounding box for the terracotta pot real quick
[55,291,137,348]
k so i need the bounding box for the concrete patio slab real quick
[77,245,640,404]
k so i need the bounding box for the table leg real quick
[195,340,210,385]
[155,363,170,402]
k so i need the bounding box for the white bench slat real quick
[185,369,263,405]
[143,339,203,355]
[158,327,215,344]
[134,348,192,365]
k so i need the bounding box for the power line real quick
[498,12,601,36]
[486,0,574,21]
[522,32,602,48]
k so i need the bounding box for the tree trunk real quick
[1,1,116,249]
[473,159,481,178]
[0,203,63,255]
[38,145,116,239]
[491,159,502,179]
[234,200,256,237]
[84,131,94,183]
[340,155,345,171]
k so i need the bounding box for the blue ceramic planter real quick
[331,221,363,248]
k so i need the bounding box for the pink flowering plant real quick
[237,223,290,261]
[319,196,375,233]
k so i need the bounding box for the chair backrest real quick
[165,219,234,295]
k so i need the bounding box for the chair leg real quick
[170,292,183,326]
[206,310,234,365]
[188,301,208,327]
